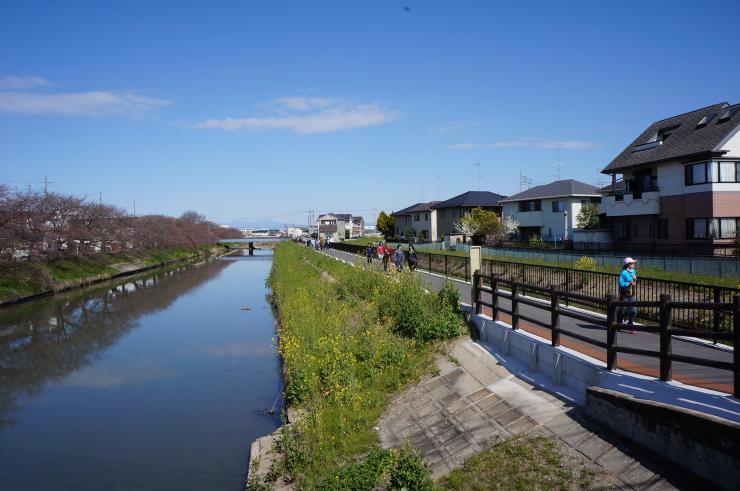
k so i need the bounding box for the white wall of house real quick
[720,128,740,156]
[504,198,594,239]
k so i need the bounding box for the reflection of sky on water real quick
[0,250,281,490]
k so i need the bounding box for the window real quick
[617,221,631,240]
[551,200,564,212]
[687,218,708,239]
[657,219,668,239]
[686,161,740,185]
[696,113,716,128]
[425,212,429,221]
[719,162,737,182]
[414,214,419,221]
[518,200,541,212]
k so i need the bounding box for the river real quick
[0,249,281,490]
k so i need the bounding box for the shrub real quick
[376,274,461,342]
[438,280,462,316]
[528,234,543,248]
[388,446,433,491]
[574,256,597,271]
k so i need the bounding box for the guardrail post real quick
[606,294,617,370]
[565,269,570,306]
[491,274,499,321]
[511,279,519,330]
[734,295,740,399]
[465,256,469,280]
[471,270,480,315]
[551,286,560,347]
[713,288,721,345]
[659,294,673,382]
[428,252,432,273]
[444,254,448,278]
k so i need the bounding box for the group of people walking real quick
[302,237,331,251]
[365,242,417,273]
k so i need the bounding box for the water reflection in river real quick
[0,249,281,490]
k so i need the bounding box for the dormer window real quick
[695,113,716,128]
[718,106,739,122]
[632,124,680,152]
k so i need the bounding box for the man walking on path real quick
[365,243,374,263]
[617,257,638,327]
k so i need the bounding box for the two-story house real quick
[391,201,440,240]
[350,216,365,237]
[501,179,601,240]
[600,102,740,254]
[431,191,508,241]
[317,213,351,241]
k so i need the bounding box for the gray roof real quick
[391,201,440,216]
[602,102,740,174]
[500,179,600,202]
[431,191,507,209]
[319,213,352,220]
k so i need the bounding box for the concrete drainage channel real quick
[470,309,740,490]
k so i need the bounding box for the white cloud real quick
[196,98,398,134]
[273,96,335,111]
[449,139,597,150]
[0,75,52,90]
[0,90,171,117]
[431,120,476,134]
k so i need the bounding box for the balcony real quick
[600,191,660,217]
[512,211,543,227]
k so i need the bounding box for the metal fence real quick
[470,271,740,398]
[330,242,740,333]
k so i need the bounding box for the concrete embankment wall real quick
[586,387,740,490]
[469,310,740,490]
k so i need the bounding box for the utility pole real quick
[474,162,482,191]
[132,199,136,217]
[44,176,53,194]
[99,191,102,207]
[555,143,562,180]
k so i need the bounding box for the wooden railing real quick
[470,270,740,398]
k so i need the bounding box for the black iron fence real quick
[470,271,740,398]
[331,242,740,333]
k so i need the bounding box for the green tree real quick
[576,203,599,230]
[376,210,394,238]
[458,207,502,244]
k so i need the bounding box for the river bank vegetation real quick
[262,242,465,489]
[0,186,241,262]
[0,186,242,303]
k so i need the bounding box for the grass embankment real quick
[260,242,463,489]
[0,244,226,303]
[441,436,601,490]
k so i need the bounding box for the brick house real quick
[600,102,740,255]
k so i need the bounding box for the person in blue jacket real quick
[365,243,374,263]
[617,257,637,325]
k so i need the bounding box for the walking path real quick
[323,248,734,395]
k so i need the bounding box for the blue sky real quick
[2,0,739,226]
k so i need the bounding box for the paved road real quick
[322,248,734,394]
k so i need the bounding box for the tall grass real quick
[265,242,463,489]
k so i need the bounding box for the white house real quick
[501,179,601,240]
